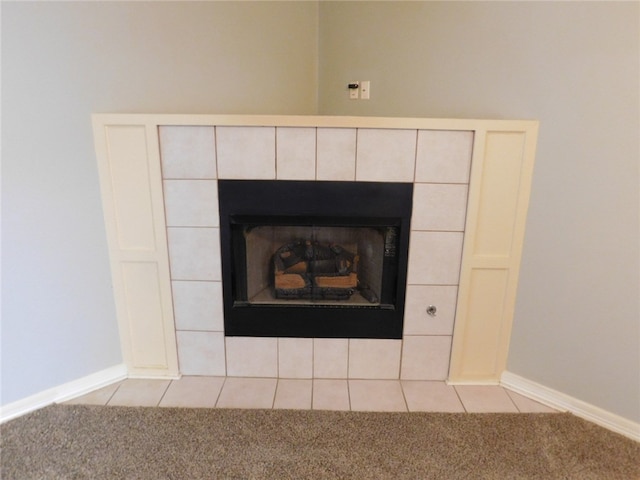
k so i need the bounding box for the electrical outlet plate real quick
[349,82,359,99]
[360,81,370,100]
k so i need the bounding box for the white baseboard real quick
[501,370,640,442]
[0,363,127,424]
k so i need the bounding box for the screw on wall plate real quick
[426,305,437,317]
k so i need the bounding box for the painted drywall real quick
[318,2,639,422]
[1,1,318,405]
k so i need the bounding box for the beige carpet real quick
[1,404,638,479]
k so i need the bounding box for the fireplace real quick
[219,180,413,339]
[94,117,536,382]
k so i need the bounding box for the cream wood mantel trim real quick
[92,114,538,381]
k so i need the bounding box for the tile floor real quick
[65,376,558,414]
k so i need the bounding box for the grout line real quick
[353,129,358,180]
[104,381,124,407]
[274,127,278,179]
[412,129,418,183]
[166,225,219,229]
[314,127,318,180]
[163,178,218,181]
[346,339,350,380]
[276,338,280,379]
[504,388,523,413]
[412,181,471,186]
[175,329,224,333]
[452,385,468,413]
[170,279,222,286]
[398,337,405,380]
[398,379,410,412]
[213,126,219,180]
[214,376,227,408]
[271,379,279,409]
[163,177,218,181]
[156,380,172,407]
[310,377,315,410]
[410,229,465,235]
[311,339,315,390]
[403,334,454,337]
[223,337,229,378]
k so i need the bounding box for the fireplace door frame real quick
[218,180,413,339]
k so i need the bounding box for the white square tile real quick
[400,335,451,380]
[273,379,313,410]
[415,130,473,184]
[356,129,417,182]
[348,339,401,379]
[505,390,558,413]
[316,128,356,181]
[167,227,221,281]
[276,127,316,180]
[403,285,458,335]
[107,379,170,407]
[163,180,219,227]
[216,377,277,409]
[412,183,468,232]
[216,126,275,179]
[159,126,216,179]
[278,338,313,378]
[407,231,463,285]
[401,381,465,412]
[313,338,349,378]
[159,376,225,408]
[348,380,407,412]
[64,381,123,406]
[312,379,350,411]
[225,337,278,377]
[172,281,224,332]
[176,331,226,376]
[454,385,519,413]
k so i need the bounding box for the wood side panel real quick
[94,121,179,377]
[449,126,537,383]
[105,126,157,251]
[456,268,510,378]
[473,132,525,256]
[121,262,169,369]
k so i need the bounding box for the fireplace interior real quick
[219,180,413,339]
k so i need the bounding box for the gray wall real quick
[3,1,639,424]
[1,1,318,405]
[318,1,639,422]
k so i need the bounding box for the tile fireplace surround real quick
[93,115,537,385]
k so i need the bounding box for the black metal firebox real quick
[218,180,413,339]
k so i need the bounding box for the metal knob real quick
[426,305,437,317]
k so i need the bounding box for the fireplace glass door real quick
[236,224,399,308]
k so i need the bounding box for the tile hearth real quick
[66,377,558,414]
